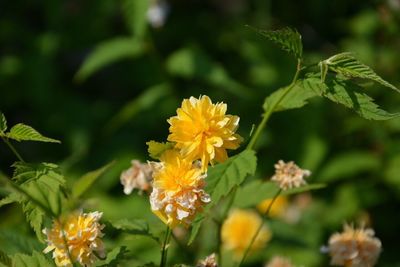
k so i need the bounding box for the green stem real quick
[58,219,79,267]
[160,226,172,267]
[238,189,282,267]
[246,59,302,151]
[1,136,25,162]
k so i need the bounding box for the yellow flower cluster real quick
[265,256,296,267]
[43,211,105,267]
[150,96,242,227]
[221,209,271,258]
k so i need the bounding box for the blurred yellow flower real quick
[150,150,210,227]
[265,256,295,267]
[167,95,242,172]
[326,224,381,267]
[271,160,311,190]
[257,196,289,218]
[43,211,105,267]
[221,209,271,258]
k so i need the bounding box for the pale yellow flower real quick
[197,253,218,267]
[271,160,311,190]
[43,211,105,267]
[120,159,153,194]
[265,256,296,267]
[221,209,271,258]
[150,150,210,227]
[326,224,382,267]
[257,196,289,218]
[167,95,242,172]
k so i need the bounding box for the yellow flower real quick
[43,211,105,267]
[326,224,382,267]
[257,196,289,218]
[271,160,311,190]
[150,150,210,228]
[221,209,271,258]
[167,95,242,172]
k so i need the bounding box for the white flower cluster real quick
[271,160,311,190]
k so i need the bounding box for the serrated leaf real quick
[303,75,399,120]
[75,37,143,82]
[12,251,53,267]
[96,246,129,267]
[0,112,6,132]
[6,124,60,143]
[0,193,22,208]
[263,80,320,113]
[0,230,42,255]
[146,141,174,160]
[0,250,11,267]
[323,52,400,93]
[249,26,303,59]
[111,218,160,243]
[205,150,257,205]
[72,162,114,199]
[22,202,45,242]
[121,0,150,38]
[188,150,257,245]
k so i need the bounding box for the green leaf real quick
[0,193,22,208]
[206,150,257,206]
[12,251,54,267]
[0,112,6,132]
[303,75,399,120]
[96,246,129,267]
[322,52,400,93]
[6,124,60,143]
[249,26,303,59]
[72,162,114,199]
[188,150,257,244]
[263,80,320,112]
[110,219,160,243]
[75,37,144,82]
[121,0,150,38]
[234,180,325,208]
[317,151,380,182]
[0,249,11,267]
[11,162,66,239]
[146,141,174,160]
[165,47,249,98]
[0,229,43,255]
[105,84,171,134]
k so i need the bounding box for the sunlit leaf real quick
[146,141,174,160]
[0,249,11,267]
[96,246,129,267]
[11,251,54,267]
[6,124,60,143]
[122,0,150,38]
[75,37,143,82]
[322,52,400,93]
[72,161,114,199]
[110,219,160,243]
[0,112,6,132]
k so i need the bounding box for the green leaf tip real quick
[146,141,174,160]
[6,123,61,143]
[321,52,400,93]
[248,25,303,59]
[0,112,7,132]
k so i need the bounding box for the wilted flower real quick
[271,160,311,190]
[150,150,210,227]
[197,253,218,267]
[120,160,153,194]
[265,256,296,267]
[168,95,242,172]
[257,196,289,217]
[221,209,271,258]
[43,211,105,267]
[325,224,382,267]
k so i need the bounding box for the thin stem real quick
[238,189,282,267]
[57,219,79,267]
[1,136,25,162]
[246,59,302,151]
[160,226,172,267]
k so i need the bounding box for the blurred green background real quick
[1,0,400,266]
